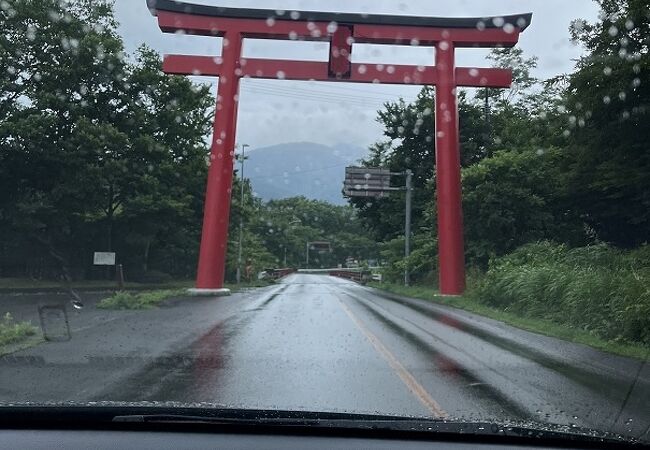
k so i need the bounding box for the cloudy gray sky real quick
[114,0,598,150]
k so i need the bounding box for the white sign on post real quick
[93,252,116,266]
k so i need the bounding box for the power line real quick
[248,84,386,103]
[245,82,402,104]
[245,78,408,101]
[243,84,393,108]
[284,81,418,99]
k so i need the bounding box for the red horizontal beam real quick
[157,11,523,47]
[353,24,522,47]
[163,55,437,84]
[456,67,512,87]
[163,55,512,88]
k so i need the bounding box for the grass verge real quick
[0,278,194,291]
[367,281,650,361]
[0,313,38,348]
[97,289,185,310]
[225,279,276,292]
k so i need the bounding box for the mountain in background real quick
[244,142,368,205]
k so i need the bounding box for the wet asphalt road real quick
[0,274,648,440]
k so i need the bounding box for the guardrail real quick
[265,268,296,280]
[295,267,381,284]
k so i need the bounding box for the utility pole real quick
[285,219,300,269]
[404,170,413,287]
[305,242,310,269]
[236,143,249,284]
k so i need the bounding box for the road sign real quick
[343,167,394,198]
[309,241,331,252]
[93,252,116,266]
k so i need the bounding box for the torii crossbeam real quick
[147,0,532,295]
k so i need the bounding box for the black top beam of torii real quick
[147,0,531,34]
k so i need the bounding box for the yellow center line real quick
[338,298,448,419]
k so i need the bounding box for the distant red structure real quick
[148,0,531,295]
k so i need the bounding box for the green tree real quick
[565,0,649,247]
[0,0,213,280]
[461,149,587,266]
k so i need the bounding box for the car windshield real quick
[0,0,648,444]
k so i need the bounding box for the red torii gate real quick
[147,0,532,296]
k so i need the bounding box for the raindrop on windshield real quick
[492,17,505,27]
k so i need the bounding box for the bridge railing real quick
[264,268,296,280]
[329,270,364,282]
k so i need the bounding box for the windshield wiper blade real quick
[1,406,643,446]
[113,414,325,426]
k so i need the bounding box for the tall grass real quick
[0,313,37,346]
[469,242,650,345]
[97,289,184,310]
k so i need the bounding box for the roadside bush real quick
[379,233,438,284]
[469,242,650,345]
